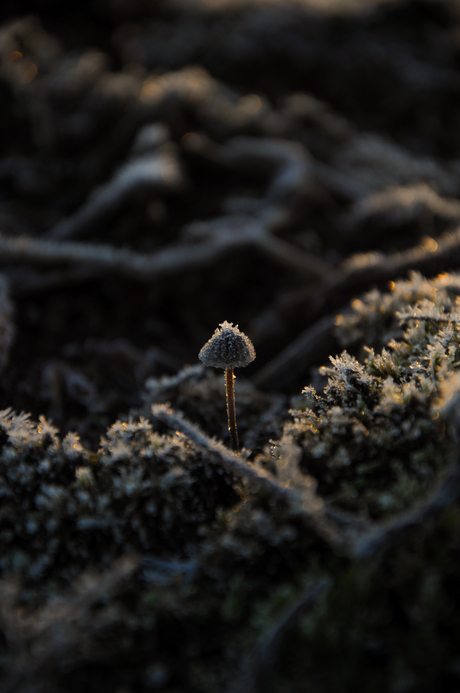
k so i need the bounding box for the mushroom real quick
[199,321,256,452]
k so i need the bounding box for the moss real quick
[3,273,460,691]
[335,271,460,354]
[0,411,238,604]
[279,272,460,518]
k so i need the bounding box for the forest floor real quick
[2,1,460,691]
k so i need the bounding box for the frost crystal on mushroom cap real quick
[199,321,256,369]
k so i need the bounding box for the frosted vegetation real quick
[2,3,460,691]
[2,272,460,691]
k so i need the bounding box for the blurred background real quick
[0,0,460,443]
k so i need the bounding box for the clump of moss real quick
[0,409,238,604]
[280,272,460,518]
[335,270,460,354]
[4,273,460,691]
[0,409,334,693]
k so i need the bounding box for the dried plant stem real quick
[225,367,238,452]
[0,227,328,287]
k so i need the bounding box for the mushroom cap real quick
[198,321,256,369]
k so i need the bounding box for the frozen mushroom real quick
[199,321,256,452]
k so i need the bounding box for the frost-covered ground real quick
[2,1,460,691]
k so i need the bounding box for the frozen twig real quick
[194,135,312,208]
[150,403,342,549]
[333,132,458,197]
[47,125,184,241]
[151,403,291,497]
[0,231,250,280]
[343,183,460,235]
[0,211,332,288]
[251,225,460,350]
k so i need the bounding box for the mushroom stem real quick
[225,367,239,452]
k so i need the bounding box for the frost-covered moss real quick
[335,270,460,353]
[0,406,332,692]
[281,272,460,518]
[4,273,460,692]
[0,410,237,600]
